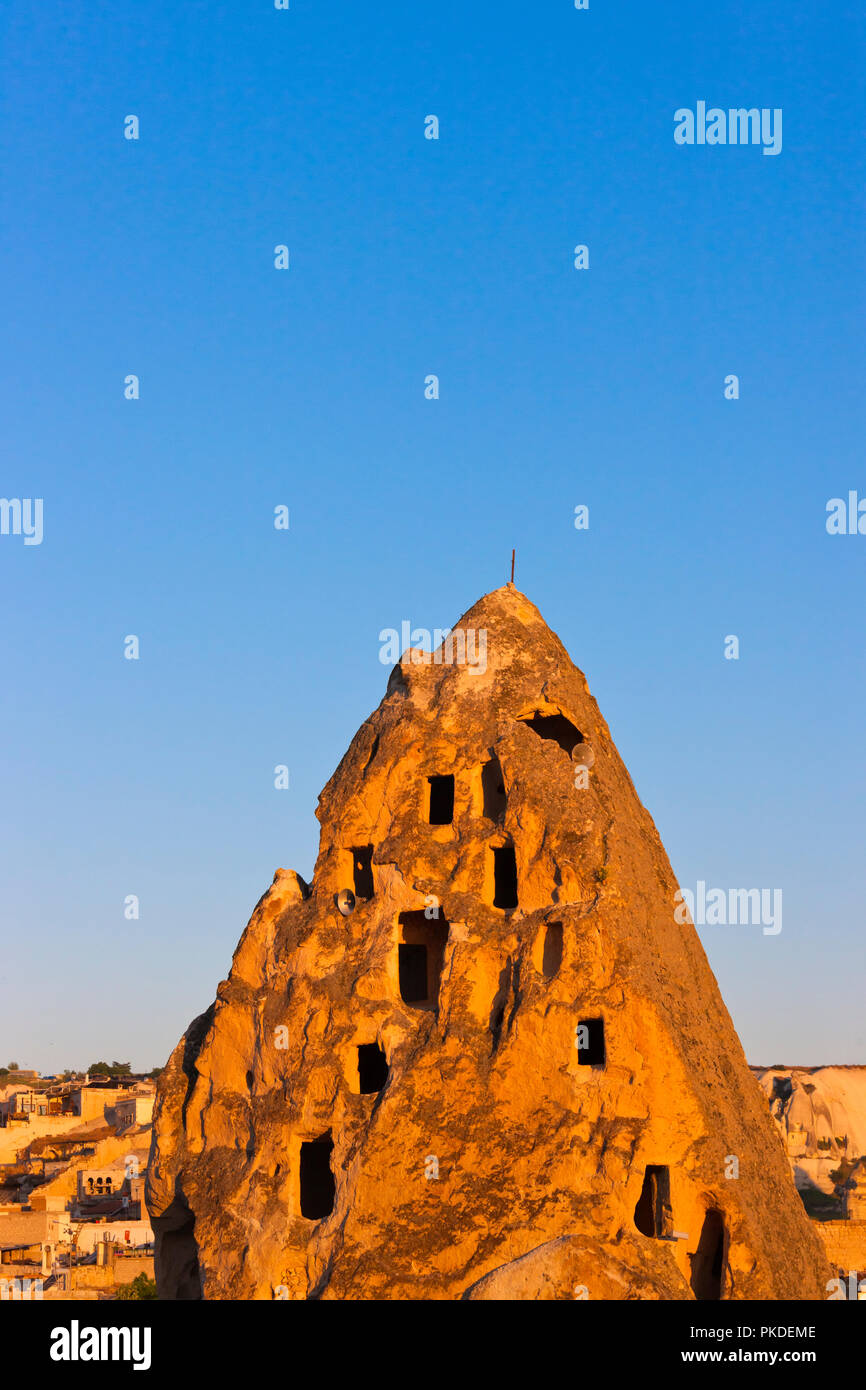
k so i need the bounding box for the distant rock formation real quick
[753,1065,866,1194]
[843,1161,866,1221]
[147,585,828,1300]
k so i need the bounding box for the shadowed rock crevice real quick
[489,960,512,1053]
[178,1004,216,1135]
[152,1190,202,1300]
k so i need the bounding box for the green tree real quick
[87,1061,131,1076]
[115,1273,157,1301]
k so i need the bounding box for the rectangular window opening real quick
[492,844,518,910]
[428,774,455,825]
[398,944,428,1003]
[351,845,375,899]
[576,1017,605,1067]
[299,1132,335,1220]
[398,912,448,1011]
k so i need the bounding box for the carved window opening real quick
[634,1164,672,1238]
[492,845,518,910]
[542,922,563,978]
[576,1017,605,1067]
[519,710,583,756]
[398,912,448,1011]
[352,845,374,900]
[690,1209,726,1300]
[428,775,454,825]
[299,1132,335,1220]
[357,1043,389,1095]
[481,757,506,822]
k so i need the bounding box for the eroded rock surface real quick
[147,585,828,1300]
[754,1064,866,1194]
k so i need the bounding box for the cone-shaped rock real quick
[147,585,828,1300]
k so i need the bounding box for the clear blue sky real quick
[1,1,863,1073]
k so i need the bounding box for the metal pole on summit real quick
[510,549,515,584]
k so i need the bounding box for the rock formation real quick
[147,584,828,1300]
[841,1158,866,1220]
[754,1064,866,1194]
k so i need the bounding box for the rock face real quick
[753,1064,866,1194]
[147,585,828,1300]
